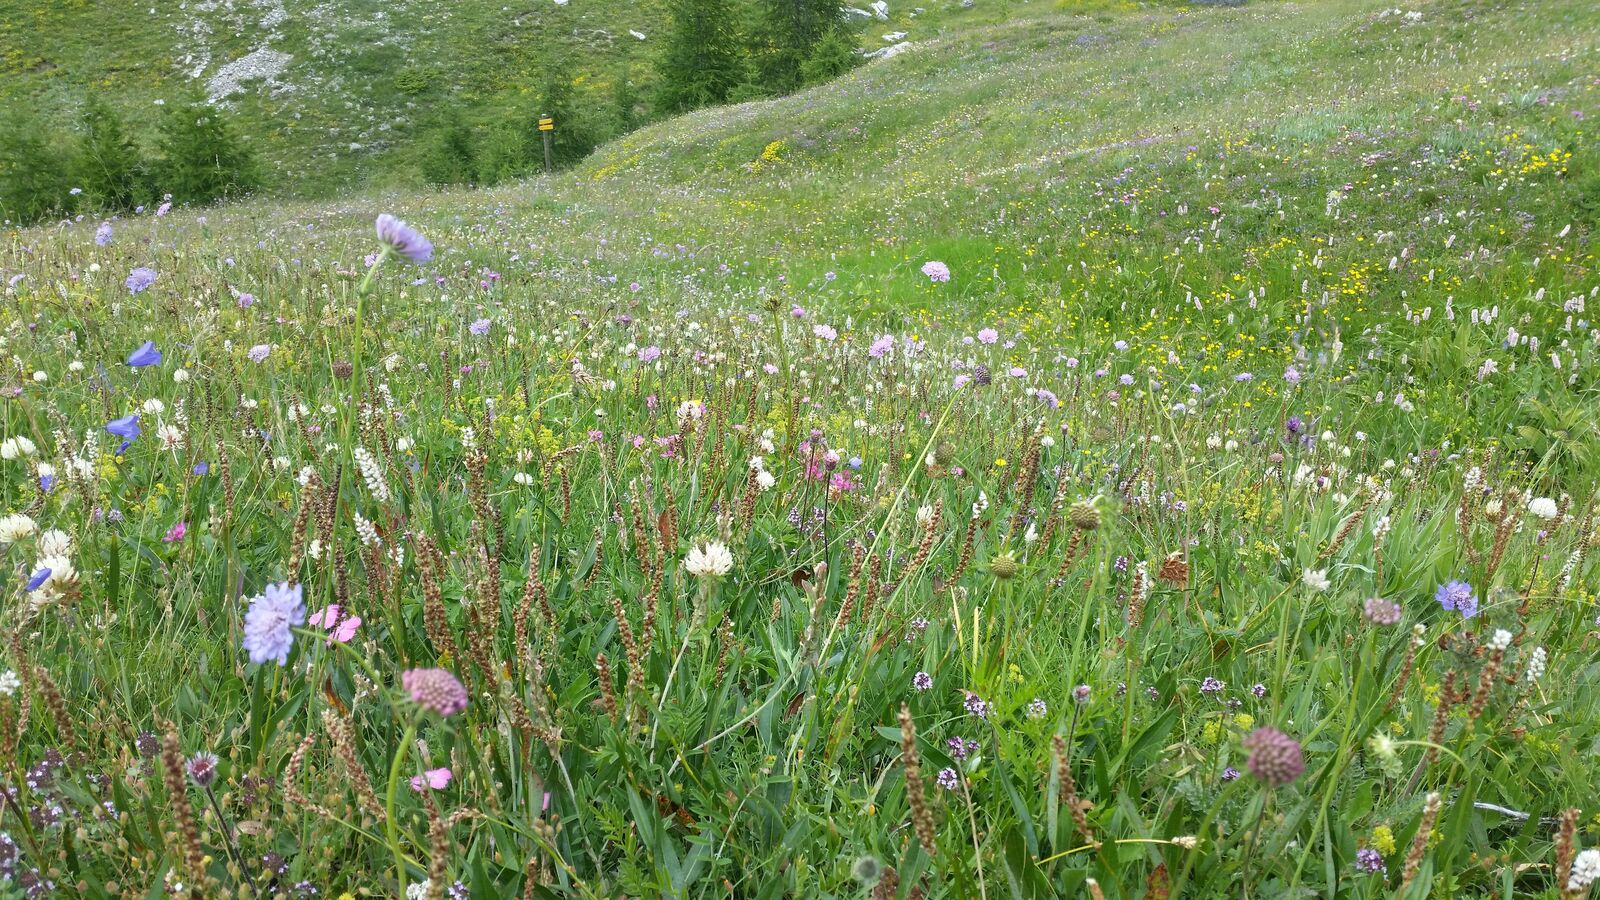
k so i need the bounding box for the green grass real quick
[0,0,1598,896]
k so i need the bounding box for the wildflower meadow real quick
[2,0,1599,896]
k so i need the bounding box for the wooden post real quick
[539,115,555,173]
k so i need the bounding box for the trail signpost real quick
[539,115,555,173]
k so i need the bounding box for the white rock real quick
[629,29,646,39]
[883,31,907,41]
[844,5,872,16]
[870,0,888,19]
[864,40,913,59]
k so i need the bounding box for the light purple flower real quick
[126,267,157,294]
[95,222,113,246]
[242,582,306,666]
[469,318,491,335]
[638,346,662,363]
[921,260,951,283]
[375,214,434,264]
[247,344,271,363]
[976,328,998,345]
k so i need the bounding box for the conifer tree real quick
[156,93,259,205]
[74,95,149,212]
[655,0,745,114]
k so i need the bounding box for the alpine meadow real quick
[3,0,1600,897]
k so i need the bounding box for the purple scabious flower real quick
[242,582,306,666]
[1200,677,1225,696]
[403,668,468,716]
[936,767,960,790]
[1435,580,1477,618]
[125,267,157,294]
[912,671,933,691]
[469,318,491,335]
[638,345,662,363]
[921,260,951,283]
[126,341,162,367]
[247,344,271,363]
[868,334,894,358]
[374,214,433,264]
[94,222,113,246]
[1355,848,1385,874]
[1242,726,1304,787]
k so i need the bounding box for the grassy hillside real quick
[0,0,1051,195]
[1,0,1598,896]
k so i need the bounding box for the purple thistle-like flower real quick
[241,582,306,666]
[1355,848,1385,874]
[912,671,933,691]
[186,752,219,787]
[936,767,960,790]
[374,214,434,264]
[1200,677,1225,696]
[963,693,990,718]
[126,341,161,368]
[403,668,469,717]
[125,267,156,294]
[1242,727,1304,787]
[947,737,979,761]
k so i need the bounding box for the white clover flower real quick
[33,555,77,601]
[1528,496,1558,520]
[756,470,776,491]
[1302,568,1331,592]
[142,398,166,415]
[173,368,190,383]
[1488,629,1512,652]
[0,670,20,696]
[1569,850,1600,892]
[513,472,535,486]
[37,529,73,558]
[684,541,733,578]
[0,512,37,538]
[158,423,186,450]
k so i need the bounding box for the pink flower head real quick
[921,260,951,283]
[976,328,999,345]
[409,767,453,791]
[163,521,188,543]
[308,604,362,643]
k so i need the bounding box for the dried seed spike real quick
[898,704,937,856]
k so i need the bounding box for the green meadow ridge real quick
[0,0,1040,199]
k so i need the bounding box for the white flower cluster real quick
[353,446,391,502]
[684,541,733,578]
